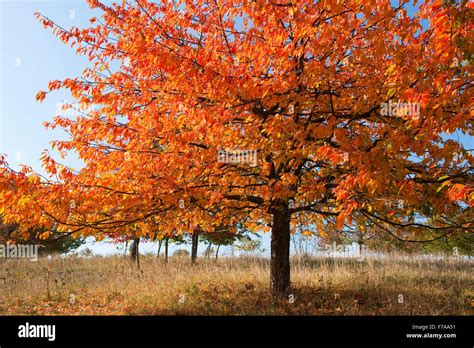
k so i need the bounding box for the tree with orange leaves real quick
[0,0,472,296]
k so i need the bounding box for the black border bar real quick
[0,315,472,346]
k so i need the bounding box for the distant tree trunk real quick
[270,204,291,297]
[130,237,140,270]
[215,245,220,261]
[130,238,137,261]
[191,229,199,264]
[206,242,212,259]
[164,237,169,264]
[157,239,163,258]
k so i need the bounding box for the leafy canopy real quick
[0,0,472,243]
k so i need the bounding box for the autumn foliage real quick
[0,0,472,295]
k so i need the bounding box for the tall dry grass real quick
[0,255,472,315]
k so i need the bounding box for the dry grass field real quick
[0,255,472,315]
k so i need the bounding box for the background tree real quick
[173,249,190,258]
[164,232,186,263]
[235,235,265,257]
[201,224,251,260]
[0,217,85,256]
[356,206,474,255]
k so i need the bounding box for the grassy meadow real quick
[0,255,472,315]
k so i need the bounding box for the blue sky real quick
[0,0,129,255]
[0,1,472,256]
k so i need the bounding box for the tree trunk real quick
[124,240,129,256]
[157,239,163,258]
[215,245,220,261]
[164,237,169,264]
[130,238,137,261]
[270,205,291,297]
[130,237,140,270]
[191,229,199,264]
[206,242,212,259]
